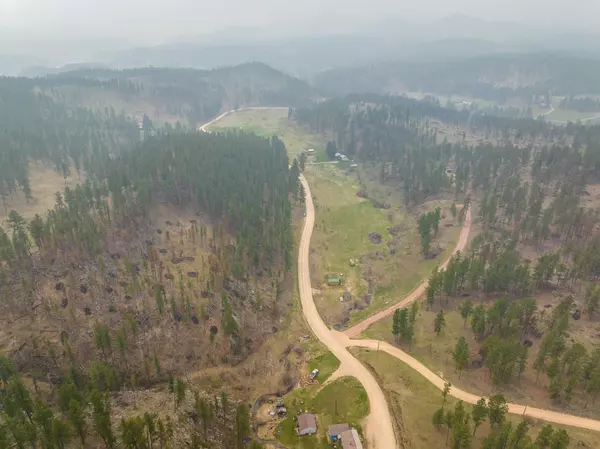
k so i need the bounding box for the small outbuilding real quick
[296,414,317,436]
[327,277,342,286]
[328,423,350,441]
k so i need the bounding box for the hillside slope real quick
[39,62,313,126]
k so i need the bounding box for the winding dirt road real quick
[203,108,600,447]
[298,174,397,449]
[345,207,472,338]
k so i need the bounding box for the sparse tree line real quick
[431,386,570,449]
[46,63,311,126]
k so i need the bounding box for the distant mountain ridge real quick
[312,53,600,101]
[5,14,600,79]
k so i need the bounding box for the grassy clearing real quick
[0,163,81,228]
[307,162,461,327]
[208,109,326,158]
[352,348,600,449]
[276,377,368,449]
[532,105,600,123]
[547,108,600,123]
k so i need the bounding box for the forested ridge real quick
[42,62,313,125]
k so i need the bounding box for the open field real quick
[532,105,600,123]
[274,376,368,449]
[207,108,326,158]
[352,348,600,449]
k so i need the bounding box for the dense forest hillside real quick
[0,75,301,448]
[39,62,313,126]
[313,54,600,104]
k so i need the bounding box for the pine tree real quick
[51,418,72,449]
[471,398,488,436]
[174,379,187,411]
[67,399,87,446]
[432,407,445,430]
[458,299,473,328]
[235,404,250,449]
[535,424,554,448]
[487,394,508,427]
[90,390,115,449]
[452,337,470,378]
[434,310,446,336]
[585,284,600,319]
[549,429,569,449]
[392,309,401,341]
[442,381,451,405]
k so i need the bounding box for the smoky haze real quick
[2,0,600,76]
[2,0,600,44]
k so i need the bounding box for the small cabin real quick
[296,414,317,436]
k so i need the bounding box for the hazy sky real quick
[1,0,599,44]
